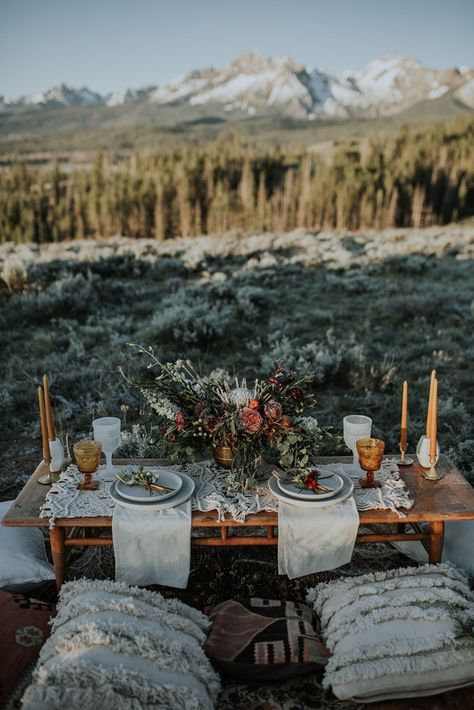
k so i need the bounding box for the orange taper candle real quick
[38,386,51,462]
[400,380,408,448]
[425,369,436,437]
[43,374,55,441]
[429,378,438,460]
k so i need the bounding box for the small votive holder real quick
[416,435,440,468]
[38,458,56,485]
[73,440,101,490]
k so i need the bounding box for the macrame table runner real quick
[39,458,412,528]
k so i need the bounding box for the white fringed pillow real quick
[22,579,221,710]
[306,563,474,703]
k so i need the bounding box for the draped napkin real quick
[112,499,192,588]
[278,495,359,579]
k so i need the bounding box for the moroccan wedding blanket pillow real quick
[22,579,221,709]
[306,563,474,703]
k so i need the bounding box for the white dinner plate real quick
[110,472,195,512]
[268,472,354,509]
[115,469,182,502]
[277,472,344,500]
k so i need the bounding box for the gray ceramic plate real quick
[110,472,195,512]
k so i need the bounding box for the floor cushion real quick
[0,499,55,588]
[205,597,329,681]
[0,590,55,707]
[392,521,474,577]
[22,578,221,709]
[306,563,474,703]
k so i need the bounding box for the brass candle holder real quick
[422,452,443,481]
[74,440,101,490]
[396,442,414,466]
[395,427,413,466]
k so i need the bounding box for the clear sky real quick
[1,0,473,97]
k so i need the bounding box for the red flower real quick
[290,387,303,401]
[240,407,263,434]
[304,472,318,490]
[281,415,291,429]
[203,414,218,433]
[248,399,260,410]
[175,411,184,432]
[266,376,283,390]
[264,399,282,421]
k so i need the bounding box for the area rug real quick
[23,537,474,710]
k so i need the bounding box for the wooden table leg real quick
[50,527,66,591]
[428,521,445,563]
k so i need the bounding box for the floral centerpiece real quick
[131,345,322,490]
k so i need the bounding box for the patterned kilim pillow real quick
[205,598,329,681]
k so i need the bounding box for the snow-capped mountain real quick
[151,53,474,119]
[20,83,103,108]
[2,53,473,119]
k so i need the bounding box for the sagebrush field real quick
[1,222,473,498]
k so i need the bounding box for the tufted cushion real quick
[205,598,329,681]
[306,563,474,703]
[22,579,221,709]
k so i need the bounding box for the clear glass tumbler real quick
[92,417,121,473]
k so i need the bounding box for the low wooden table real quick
[3,455,474,590]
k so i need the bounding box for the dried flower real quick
[264,399,282,421]
[194,401,208,419]
[281,415,291,429]
[248,399,260,410]
[203,414,218,433]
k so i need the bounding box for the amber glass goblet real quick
[73,440,101,490]
[356,438,385,488]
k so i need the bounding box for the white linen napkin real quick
[278,496,359,579]
[112,499,192,588]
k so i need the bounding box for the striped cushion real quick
[205,598,329,680]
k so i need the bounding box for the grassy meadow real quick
[1,222,473,498]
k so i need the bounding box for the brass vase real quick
[212,445,235,470]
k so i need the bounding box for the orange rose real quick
[248,399,260,409]
[240,407,263,434]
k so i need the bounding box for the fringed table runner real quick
[39,458,413,527]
